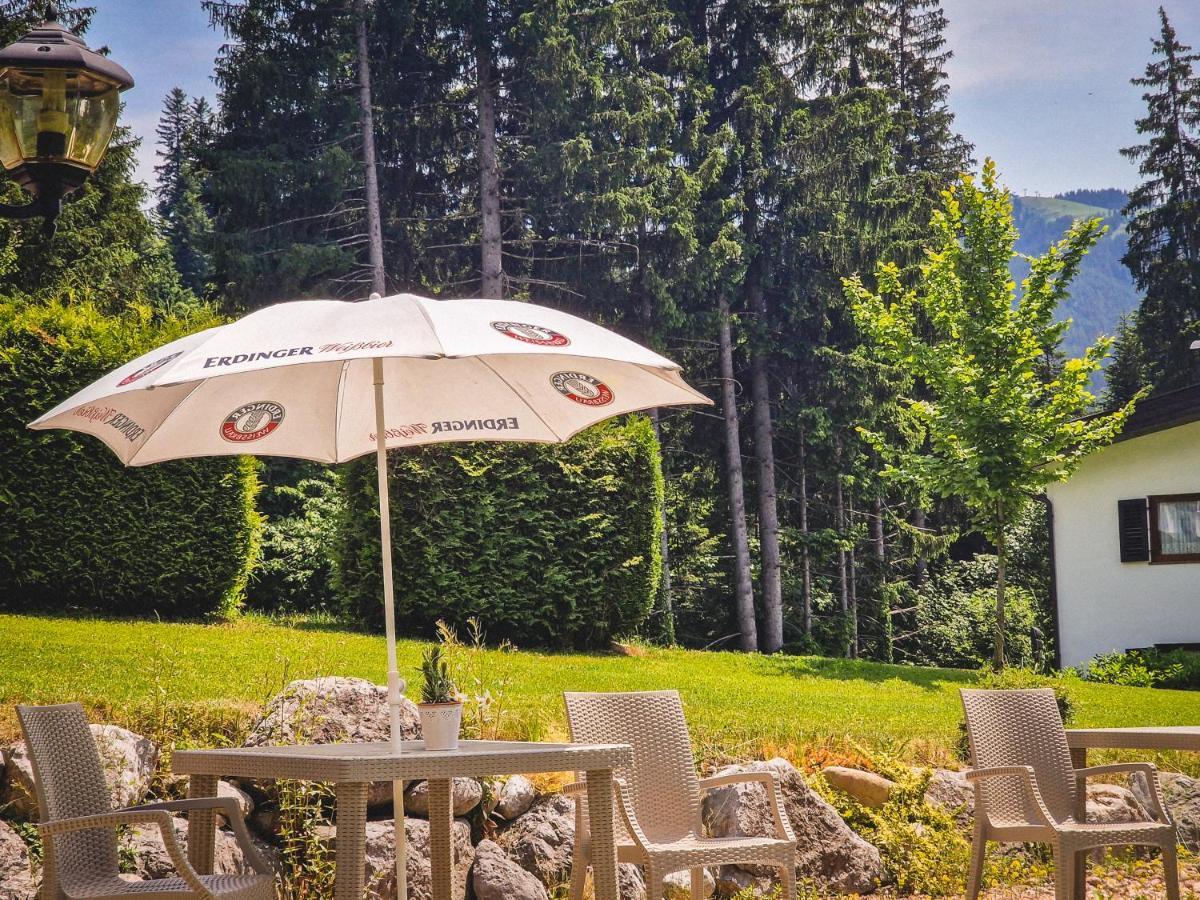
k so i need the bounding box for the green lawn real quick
[4,612,1200,771]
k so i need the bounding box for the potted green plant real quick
[418,644,462,750]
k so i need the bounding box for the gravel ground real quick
[857,857,1200,898]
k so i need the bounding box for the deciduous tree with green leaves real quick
[845,160,1139,668]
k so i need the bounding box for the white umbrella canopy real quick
[31,293,707,464]
[29,292,710,900]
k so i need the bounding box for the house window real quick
[1150,494,1200,563]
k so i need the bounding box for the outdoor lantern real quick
[0,5,133,233]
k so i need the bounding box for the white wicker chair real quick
[562,690,796,899]
[17,702,275,900]
[960,688,1179,900]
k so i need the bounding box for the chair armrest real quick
[1074,763,1172,824]
[611,776,653,850]
[39,810,210,895]
[127,799,273,874]
[561,778,650,850]
[698,771,796,843]
[964,765,1055,827]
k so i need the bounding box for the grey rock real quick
[246,676,421,746]
[3,725,158,822]
[703,757,886,895]
[121,816,279,880]
[663,867,715,898]
[471,839,549,900]
[923,768,974,828]
[362,817,474,900]
[1,744,36,821]
[214,780,254,826]
[1086,782,1149,825]
[495,774,537,820]
[497,793,576,884]
[244,676,421,810]
[92,725,159,810]
[1133,771,1200,850]
[0,818,35,899]
[404,778,484,818]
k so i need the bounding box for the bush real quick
[898,556,1043,670]
[1083,648,1199,689]
[0,299,262,618]
[247,464,341,614]
[335,417,663,649]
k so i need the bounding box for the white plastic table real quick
[172,739,632,900]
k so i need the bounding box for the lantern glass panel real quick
[0,68,121,172]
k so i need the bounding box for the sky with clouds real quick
[80,0,1200,200]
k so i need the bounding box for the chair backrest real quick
[564,690,700,842]
[17,703,120,887]
[960,688,1077,825]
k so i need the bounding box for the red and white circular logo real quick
[551,371,613,406]
[492,321,570,347]
[221,401,285,443]
[118,351,183,387]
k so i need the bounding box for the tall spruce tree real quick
[1114,7,1200,398]
[155,89,215,295]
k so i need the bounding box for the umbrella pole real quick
[373,357,408,900]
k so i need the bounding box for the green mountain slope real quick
[1011,190,1139,361]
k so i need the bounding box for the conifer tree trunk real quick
[638,225,675,645]
[476,42,502,298]
[912,506,927,587]
[835,441,849,657]
[718,295,758,651]
[848,494,858,659]
[994,499,1007,670]
[747,271,783,653]
[355,0,385,296]
[799,426,812,638]
[872,495,889,661]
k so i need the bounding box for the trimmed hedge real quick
[335,417,664,649]
[0,300,262,618]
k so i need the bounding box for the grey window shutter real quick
[1118,498,1149,562]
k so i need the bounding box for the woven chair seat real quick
[70,873,275,899]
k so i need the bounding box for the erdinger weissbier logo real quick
[491,321,570,347]
[551,371,613,406]
[118,351,183,386]
[221,401,285,442]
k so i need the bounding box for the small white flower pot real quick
[418,702,463,751]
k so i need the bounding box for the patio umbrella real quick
[28,291,710,899]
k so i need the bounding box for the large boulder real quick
[214,780,255,826]
[0,818,35,899]
[121,816,280,879]
[245,677,421,746]
[93,725,159,810]
[1133,771,1200,850]
[362,818,474,900]
[1086,783,1150,826]
[2,725,158,821]
[923,768,974,828]
[404,779,484,818]
[702,758,886,895]
[244,677,421,809]
[822,767,896,808]
[495,775,537,821]
[497,793,576,884]
[471,839,549,900]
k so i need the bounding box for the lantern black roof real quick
[0,10,133,90]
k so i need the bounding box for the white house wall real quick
[1047,418,1200,669]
